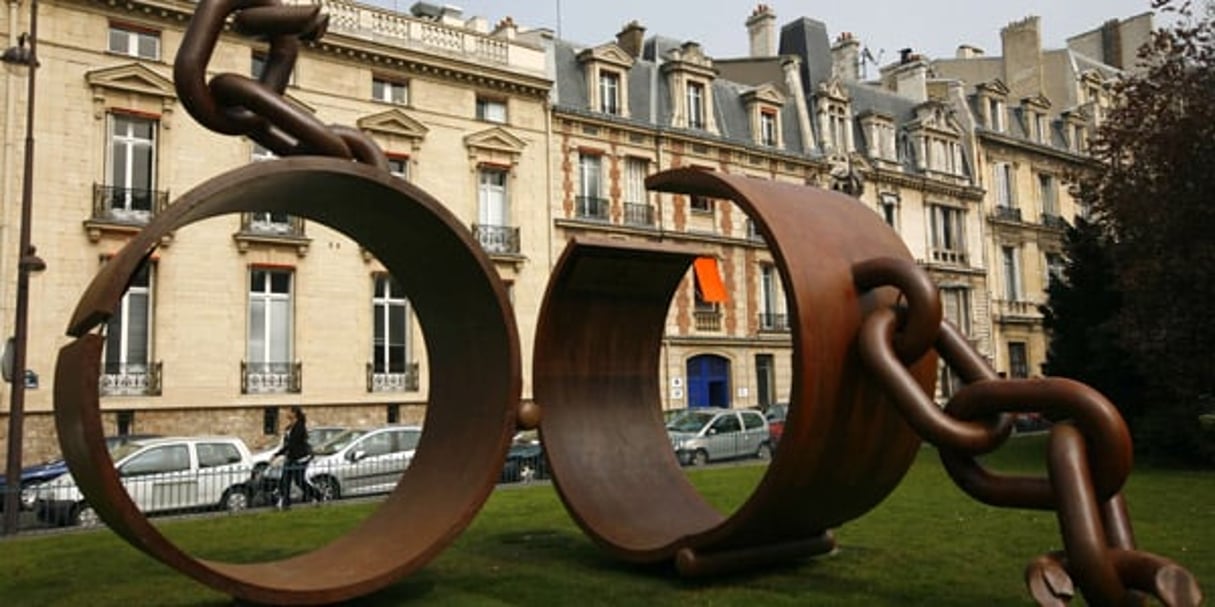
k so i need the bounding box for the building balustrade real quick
[575,196,610,221]
[241,361,302,394]
[92,184,169,225]
[929,248,968,266]
[694,310,722,331]
[99,362,163,397]
[622,203,655,227]
[1041,213,1069,230]
[472,224,521,255]
[366,362,420,392]
[239,213,306,238]
[995,299,1041,319]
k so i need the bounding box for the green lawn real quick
[1,435,1211,606]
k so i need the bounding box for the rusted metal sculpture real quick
[50,1,1201,605]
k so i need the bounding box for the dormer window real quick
[827,103,850,153]
[687,82,706,129]
[599,71,621,115]
[577,43,635,119]
[977,80,1010,134]
[760,111,777,146]
[860,111,897,163]
[988,97,1006,132]
[1021,96,1052,145]
[815,78,853,155]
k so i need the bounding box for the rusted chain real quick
[853,257,942,364]
[175,0,387,169]
[853,257,1202,606]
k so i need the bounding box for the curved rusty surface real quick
[534,168,936,569]
[54,158,520,605]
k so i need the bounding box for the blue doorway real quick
[687,354,731,408]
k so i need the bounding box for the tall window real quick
[1038,173,1058,216]
[686,81,705,129]
[577,153,605,219]
[372,77,408,105]
[879,193,899,229]
[760,111,777,146]
[1045,252,1066,288]
[104,262,152,379]
[1008,342,1029,378]
[248,144,292,233]
[758,264,784,331]
[755,354,774,408]
[107,113,157,221]
[930,204,965,260]
[987,98,1005,132]
[940,286,971,334]
[372,274,411,377]
[623,157,652,226]
[599,71,620,115]
[827,104,849,152]
[993,162,1015,208]
[478,168,508,227]
[108,24,159,60]
[1002,246,1022,301]
[247,269,293,369]
[476,97,507,123]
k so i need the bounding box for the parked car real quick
[1,434,162,511]
[666,408,771,466]
[501,430,546,483]
[763,404,788,450]
[298,425,422,501]
[24,436,256,526]
[250,425,348,473]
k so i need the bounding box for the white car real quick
[25,436,256,527]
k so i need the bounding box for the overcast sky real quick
[364,0,1159,64]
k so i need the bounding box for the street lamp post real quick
[2,0,43,535]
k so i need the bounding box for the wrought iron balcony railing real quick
[241,361,302,394]
[622,203,655,227]
[366,362,420,392]
[99,361,163,397]
[575,196,610,221]
[472,224,521,255]
[758,313,789,332]
[239,212,306,237]
[92,184,170,225]
[993,205,1023,222]
[1041,213,1069,230]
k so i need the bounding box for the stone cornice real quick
[866,167,985,202]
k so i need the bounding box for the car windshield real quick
[313,429,366,455]
[666,411,715,433]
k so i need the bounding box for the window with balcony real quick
[929,204,966,265]
[108,23,160,60]
[1002,246,1022,301]
[599,70,621,115]
[622,157,653,227]
[1039,172,1061,225]
[692,257,726,331]
[369,274,417,392]
[577,153,608,220]
[993,161,1019,220]
[1008,342,1029,378]
[940,286,971,334]
[476,97,507,123]
[245,268,297,394]
[372,77,409,105]
[104,113,159,224]
[686,81,706,129]
[475,167,518,254]
[102,262,160,396]
[758,264,787,332]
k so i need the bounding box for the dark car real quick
[763,404,788,450]
[500,431,546,483]
[1,434,160,511]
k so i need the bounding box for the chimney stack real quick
[955,44,985,59]
[832,32,861,81]
[746,4,777,57]
[1001,16,1044,101]
[616,21,646,58]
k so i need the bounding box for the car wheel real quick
[314,477,340,502]
[692,450,709,466]
[221,488,250,512]
[756,443,772,460]
[75,504,100,528]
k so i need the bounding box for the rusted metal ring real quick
[534,169,934,573]
[54,158,520,605]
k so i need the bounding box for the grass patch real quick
[1,436,1210,606]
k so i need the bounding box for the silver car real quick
[304,425,422,500]
[667,408,771,465]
